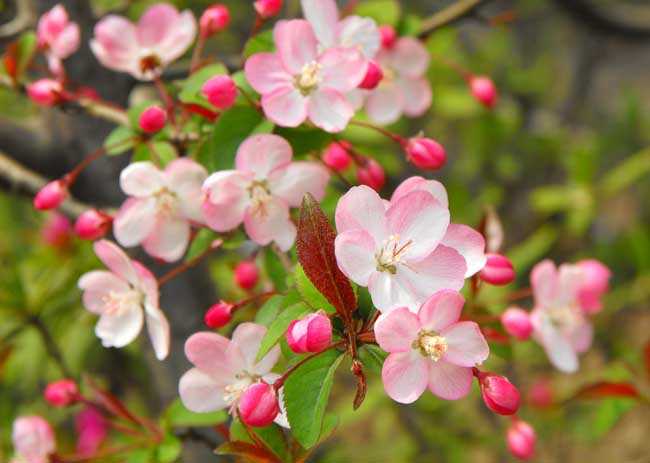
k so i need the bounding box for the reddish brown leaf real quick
[574,381,640,400]
[3,42,18,81]
[481,327,510,344]
[215,441,281,463]
[296,193,356,318]
[644,339,650,381]
[352,360,367,410]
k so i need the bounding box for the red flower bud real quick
[527,378,554,409]
[254,0,283,19]
[357,158,385,191]
[358,60,383,90]
[34,180,67,211]
[44,379,79,407]
[28,79,63,106]
[479,253,515,285]
[239,382,279,427]
[200,5,230,37]
[507,419,536,460]
[202,75,238,110]
[234,260,259,290]
[405,137,446,170]
[74,210,112,240]
[138,106,167,134]
[379,24,397,49]
[286,313,332,354]
[500,307,532,340]
[322,141,352,172]
[41,213,72,248]
[204,301,233,329]
[478,372,521,415]
[469,76,497,108]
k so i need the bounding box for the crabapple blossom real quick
[375,290,489,403]
[205,301,234,328]
[365,37,432,125]
[138,106,167,134]
[28,79,63,106]
[479,253,515,285]
[37,4,80,76]
[114,159,207,262]
[74,210,112,240]
[239,382,280,427]
[507,419,536,460]
[90,3,196,80]
[76,407,107,456]
[477,371,521,415]
[244,20,367,132]
[323,141,352,172]
[179,323,288,427]
[575,259,611,314]
[529,260,595,373]
[234,260,259,290]
[202,75,237,110]
[404,137,446,170]
[44,379,78,407]
[202,134,329,250]
[78,240,170,360]
[501,307,533,340]
[34,180,67,210]
[12,416,56,463]
[286,313,332,353]
[356,158,385,191]
[255,0,283,19]
[199,4,230,38]
[469,76,498,108]
[41,213,72,248]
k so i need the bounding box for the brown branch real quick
[418,0,484,40]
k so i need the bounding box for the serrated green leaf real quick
[165,398,227,427]
[295,263,336,313]
[179,63,229,106]
[104,126,135,155]
[244,29,275,58]
[256,301,310,362]
[255,295,285,326]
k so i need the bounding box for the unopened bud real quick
[234,260,259,290]
[575,259,611,314]
[74,210,112,240]
[478,371,521,415]
[254,0,283,19]
[469,76,497,108]
[357,158,385,191]
[44,379,78,407]
[42,213,72,248]
[138,106,167,134]
[404,137,446,170]
[34,180,67,211]
[378,25,397,49]
[358,60,383,90]
[200,4,230,37]
[204,301,233,328]
[239,382,279,427]
[507,419,536,460]
[500,307,532,340]
[479,253,515,285]
[286,313,332,354]
[323,141,352,172]
[202,75,238,110]
[28,79,63,106]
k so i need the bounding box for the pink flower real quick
[41,213,72,248]
[44,379,78,407]
[12,416,56,463]
[375,290,489,403]
[78,240,170,360]
[529,260,594,373]
[286,313,332,353]
[202,134,329,250]
[114,159,207,262]
[37,4,80,76]
[244,20,366,132]
[575,259,610,314]
[239,382,280,427]
[334,177,485,313]
[75,407,107,456]
[507,419,536,460]
[204,301,234,328]
[235,260,259,290]
[364,37,431,125]
[90,4,196,81]
[356,158,385,191]
[179,323,288,427]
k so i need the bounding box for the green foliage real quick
[178,63,229,107]
[104,126,136,155]
[256,301,310,362]
[295,263,336,314]
[244,29,275,58]
[355,0,401,27]
[164,399,227,427]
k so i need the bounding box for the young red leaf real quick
[574,381,640,400]
[216,440,282,463]
[481,327,511,344]
[3,42,18,81]
[296,193,356,319]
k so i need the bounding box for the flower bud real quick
[379,24,397,49]
[575,259,611,314]
[469,76,497,108]
[234,260,259,290]
[507,419,536,460]
[527,378,553,409]
[12,416,56,462]
[358,60,383,90]
[405,137,446,170]
[138,106,167,134]
[34,180,67,211]
[357,158,385,191]
[286,313,332,354]
[202,75,238,110]
[42,213,72,248]
[478,372,521,415]
[479,253,515,285]
[239,382,279,427]
[200,4,230,37]
[204,301,233,329]
[323,141,352,172]
[76,407,107,456]
[254,0,283,19]
[500,307,532,340]
[74,210,112,240]
[44,379,78,407]
[28,79,63,106]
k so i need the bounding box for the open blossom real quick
[334,176,486,312]
[179,323,288,427]
[114,159,207,262]
[364,37,432,125]
[37,4,80,76]
[202,134,329,250]
[529,260,594,373]
[375,290,489,403]
[245,20,366,132]
[90,3,196,80]
[12,416,56,463]
[78,240,170,360]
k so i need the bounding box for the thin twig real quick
[417,0,484,40]
[29,316,73,378]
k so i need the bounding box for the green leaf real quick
[601,148,650,196]
[104,126,135,155]
[295,263,336,313]
[230,419,288,461]
[256,301,310,362]
[284,349,344,449]
[263,247,288,291]
[244,29,275,58]
[232,70,259,106]
[274,127,333,157]
[156,434,182,463]
[127,101,157,129]
[216,441,279,462]
[16,32,37,78]
[355,0,401,26]
[165,399,227,427]
[132,141,178,166]
[179,63,229,106]
[185,229,220,262]
[358,344,387,374]
[255,294,286,326]
[125,448,152,463]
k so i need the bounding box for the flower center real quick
[223,372,261,413]
[294,61,322,96]
[102,289,143,316]
[547,305,579,330]
[139,52,162,75]
[155,188,177,218]
[378,65,396,88]
[247,179,272,218]
[413,330,448,362]
[375,234,413,274]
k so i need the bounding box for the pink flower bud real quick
[500,307,532,340]
[478,372,521,415]
[405,137,446,170]
[202,75,238,110]
[358,60,383,90]
[138,106,167,134]
[41,213,72,248]
[357,158,385,191]
[323,141,352,172]
[507,419,536,460]
[379,24,397,49]
[286,313,332,354]
[254,0,283,19]
[200,4,230,37]
[234,260,259,290]
[12,416,56,463]
[204,301,233,328]
[469,76,498,108]
[44,379,78,407]
[527,378,554,409]
[239,382,279,427]
[76,407,107,456]
[479,253,515,285]
[74,210,112,240]
[28,79,63,106]
[34,180,67,210]
[575,259,611,314]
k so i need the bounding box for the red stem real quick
[64,136,137,184]
[153,75,177,128]
[157,239,222,286]
[190,34,207,73]
[274,340,346,390]
[349,120,405,145]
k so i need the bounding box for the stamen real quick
[413,330,448,362]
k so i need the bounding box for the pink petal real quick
[382,351,429,403]
[268,162,330,207]
[243,196,296,251]
[530,260,558,308]
[319,47,367,92]
[390,176,448,208]
[120,162,164,197]
[274,20,318,74]
[390,37,429,78]
[442,321,489,367]
[93,240,138,285]
[136,4,180,47]
[165,158,208,223]
[261,87,308,127]
[179,368,228,413]
[301,0,338,48]
[78,270,129,314]
[531,310,578,373]
[427,362,473,400]
[133,261,159,306]
[236,134,293,179]
[556,264,584,307]
[334,184,387,243]
[398,76,432,117]
[143,302,170,360]
[142,217,190,262]
[52,23,80,58]
[95,305,143,348]
[375,308,421,353]
[337,16,381,59]
[202,171,251,232]
[113,197,157,247]
[229,323,280,375]
[308,88,354,132]
[334,229,378,286]
[157,10,196,64]
[440,224,487,277]
[418,289,465,332]
[185,332,235,378]
[369,270,421,313]
[245,53,293,94]
[570,318,593,353]
[90,15,138,73]
[365,84,402,125]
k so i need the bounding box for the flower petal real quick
[179,368,227,413]
[334,229,378,286]
[185,332,236,378]
[243,196,296,251]
[120,162,164,197]
[440,224,487,277]
[90,15,138,74]
[144,302,170,360]
[165,158,208,223]
[157,11,196,64]
[319,47,367,92]
[301,0,338,48]
[202,171,251,232]
[95,305,143,348]
[418,289,465,332]
[375,308,420,353]
[382,351,429,403]
[531,309,578,373]
[308,88,354,133]
[236,134,293,179]
[245,53,293,94]
[93,240,138,285]
[113,197,158,248]
[79,270,130,314]
[571,319,593,353]
[556,264,584,307]
[427,362,473,400]
[274,19,318,74]
[261,87,308,128]
[531,260,558,308]
[136,4,180,47]
[229,323,280,375]
[442,321,489,367]
[142,217,190,262]
[390,37,429,77]
[390,176,448,208]
[334,185,387,242]
[365,84,402,125]
[337,16,381,59]
[268,162,329,206]
[398,76,431,117]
